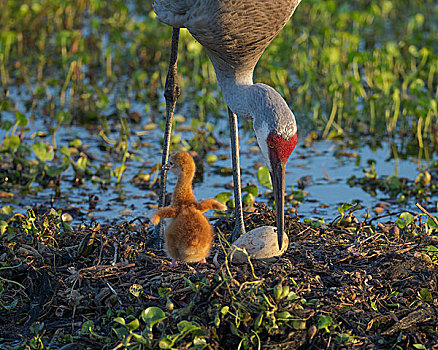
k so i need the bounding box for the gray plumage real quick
[154,0,301,75]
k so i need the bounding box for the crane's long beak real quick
[271,161,286,251]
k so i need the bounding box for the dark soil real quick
[0,203,437,349]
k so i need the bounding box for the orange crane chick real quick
[151,152,227,267]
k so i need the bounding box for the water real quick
[2,103,436,225]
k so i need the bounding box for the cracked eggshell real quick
[230,226,289,264]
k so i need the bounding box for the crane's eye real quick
[267,142,274,149]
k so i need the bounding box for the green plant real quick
[112,306,167,348]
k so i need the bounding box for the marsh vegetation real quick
[0,0,437,348]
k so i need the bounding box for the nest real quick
[0,203,437,349]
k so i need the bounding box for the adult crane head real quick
[252,83,297,250]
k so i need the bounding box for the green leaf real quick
[303,217,325,229]
[45,157,70,176]
[338,203,353,215]
[254,312,264,329]
[32,142,54,162]
[131,333,148,344]
[395,212,413,229]
[1,120,13,131]
[257,166,272,189]
[277,311,292,319]
[3,135,20,152]
[177,320,201,334]
[126,318,140,331]
[423,245,438,253]
[273,283,283,300]
[413,344,427,350]
[220,306,229,316]
[130,284,144,297]
[1,206,14,215]
[0,221,8,235]
[159,336,173,349]
[214,315,220,328]
[158,287,172,298]
[206,154,218,165]
[426,217,438,229]
[214,192,232,204]
[15,112,28,127]
[317,315,333,333]
[243,184,258,196]
[55,111,72,124]
[280,285,290,299]
[205,122,215,133]
[292,320,306,330]
[62,222,73,232]
[243,193,255,206]
[419,288,433,302]
[337,333,353,343]
[80,320,95,335]
[113,317,126,326]
[75,156,88,170]
[193,335,207,347]
[116,99,130,111]
[287,291,299,301]
[226,199,235,210]
[141,306,166,329]
[69,139,82,148]
[112,326,127,339]
[59,146,71,157]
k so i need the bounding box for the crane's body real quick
[152,0,302,250]
[154,0,301,74]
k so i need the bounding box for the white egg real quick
[230,226,289,263]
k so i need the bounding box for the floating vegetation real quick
[348,161,438,204]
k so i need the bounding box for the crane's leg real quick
[228,108,246,242]
[147,28,181,249]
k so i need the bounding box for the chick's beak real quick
[162,163,171,171]
[270,160,286,251]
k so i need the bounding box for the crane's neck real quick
[213,65,298,170]
[212,65,255,118]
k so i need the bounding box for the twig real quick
[416,203,438,227]
[106,282,122,307]
[128,216,145,225]
[236,280,263,295]
[0,275,26,289]
[213,252,220,268]
[96,232,103,266]
[112,243,118,265]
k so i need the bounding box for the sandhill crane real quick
[152,0,302,250]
